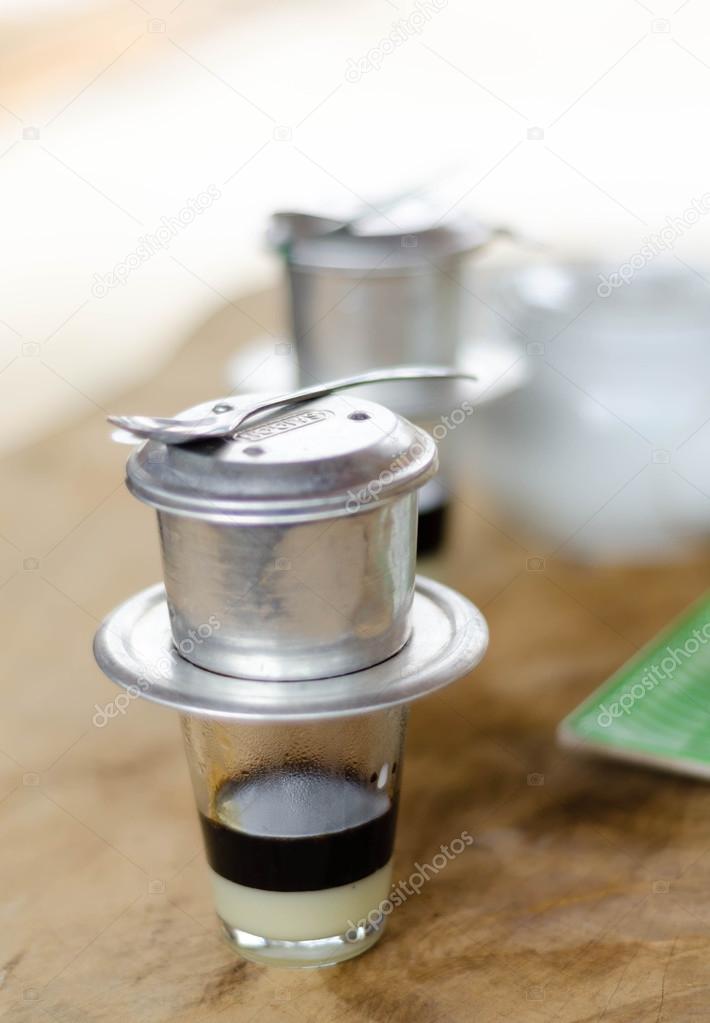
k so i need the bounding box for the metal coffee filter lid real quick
[271,199,494,272]
[126,394,437,523]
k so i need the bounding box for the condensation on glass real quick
[182,707,407,967]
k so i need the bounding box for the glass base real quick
[219,917,386,968]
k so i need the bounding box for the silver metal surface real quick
[93,576,488,720]
[271,203,497,397]
[290,263,468,392]
[276,206,494,271]
[157,493,418,679]
[125,395,436,522]
[108,366,475,445]
[125,394,436,680]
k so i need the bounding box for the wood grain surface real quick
[2,291,710,1023]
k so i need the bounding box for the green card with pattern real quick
[558,591,710,780]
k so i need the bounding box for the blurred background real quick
[3,0,710,557]
[4,0,710,1018]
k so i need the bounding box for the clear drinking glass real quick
[181,706,407,968]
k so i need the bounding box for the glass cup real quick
[181,706,407,968]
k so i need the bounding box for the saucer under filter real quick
[93,576,488,721]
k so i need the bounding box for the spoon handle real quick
[230,366,477,433]
[108,366,478,444]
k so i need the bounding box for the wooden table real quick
[2,291,710,1022]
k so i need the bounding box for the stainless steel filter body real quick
[271,209,492,404]
[156,493,417,680]
[125,394,437,681]
[288,257,467,385]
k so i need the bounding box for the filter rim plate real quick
[93,576,488,720]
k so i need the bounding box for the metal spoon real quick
[108,366,478,445]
